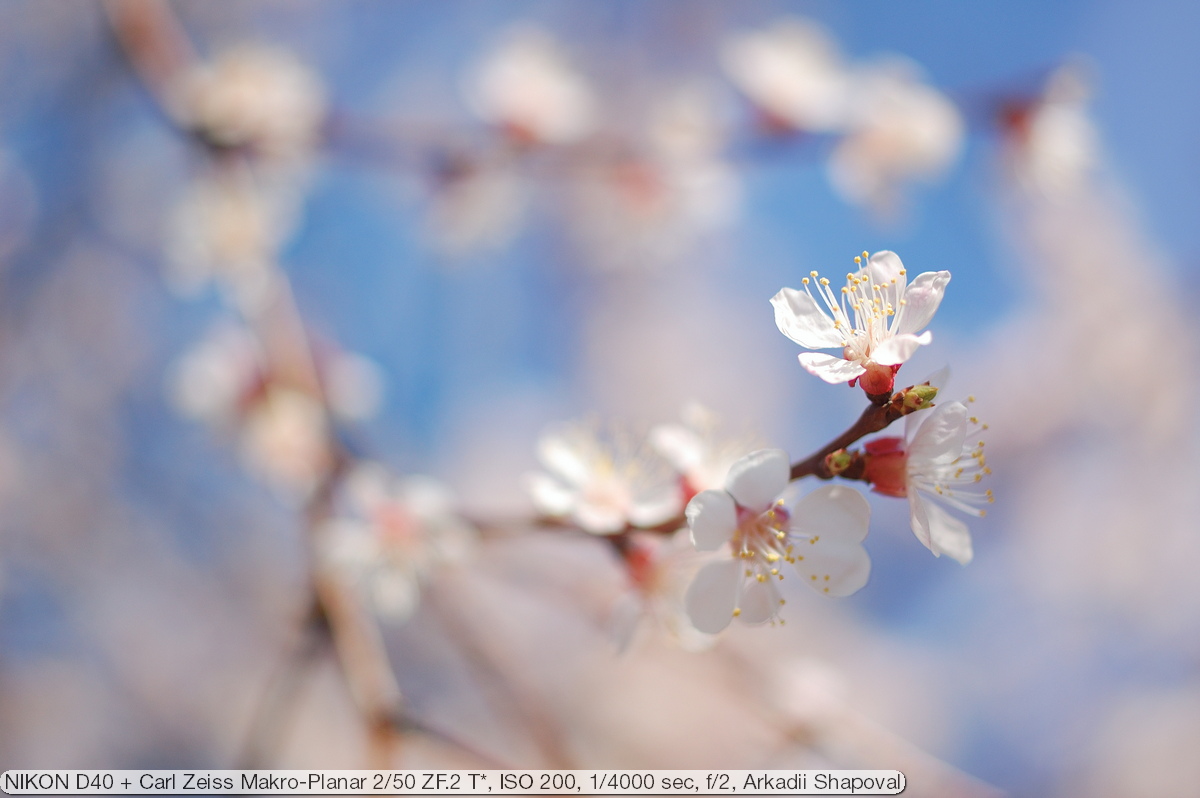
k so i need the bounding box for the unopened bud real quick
[901,383,938,411]
[825,449,854,476]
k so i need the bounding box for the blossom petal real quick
[537,430,592,486]
[871,331,932,366]
[629,487,684,529]
[798,353,866,384]
[790,484,871,543]
[684,559,742,634]
[907,400,969,465]
[771,287,845,349]
[908,490,934,552]
[909,492,973,563]
[686,489,737,551]
[893,270,951,336]
[866,250,906,292]
[724,449,789,513]
[574,501,627,535]
[649,423,704,473]
[525,472,575,516]
[923,499,974,564]
[736,578,781,624]
[789,485,872,596]
[793,538,871,597]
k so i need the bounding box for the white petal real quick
[537,430,591,486]
[790,485,872,596]
[724,449,789,513]
[770,287,845,349]
[684,559,742,634]
[866,250,906,290]
[629,487,684,528]
[736,578,781,624]
[525,472,576,516]
[686,489,737,551]
[574,501,627,535]
[921,498,974,564]
[649,423,704,473]
[907,401,969,466]
[790,484,871,543]
[871,331,932,366]
[798,352,866,384]
[792,538,871,597]
[893,270,951,336]
[909,491,935,552]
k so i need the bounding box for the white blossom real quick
[828,60,963,213]
[721,18,850,133]
[173,44,326,160]
[683,449,871,634]
[527,420,683,535]
[771,251,949,393]
[320,463,475,620]
[863,400,992,564]
[1007,62,1099,196]
[649,402,761,495]
[465,27,595,145]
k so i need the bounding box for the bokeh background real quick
[1,2,1199,796]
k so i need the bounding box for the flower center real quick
[730,502,799,584]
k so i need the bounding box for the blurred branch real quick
[103,0,196,132]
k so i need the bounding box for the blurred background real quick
[1,1,1199,796]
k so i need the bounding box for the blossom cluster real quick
[528,251,991,642]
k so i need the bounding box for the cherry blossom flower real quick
[527,420,683,535]
[683,449,871,634]
[861,400,993,564]
[569,84,737,272]
[320,463,475,620]
[770,250,950,395]
[720,18,851,133]
[169,322,383,495]
[828,60,963,214]
[465,27,595,146]
[1003,62,1099,196]
[165,170,299,310]
[173,44,326,161]
[649,402,762,499]
[238,387,334,496]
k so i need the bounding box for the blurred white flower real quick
[1006,62,1099,196]
[170,322,383,428]
[829,60,963,213]
[649,402,761,497]
[527,420,683,535]
[721,18,850,133]
[571,85,738,272]
[465,27,595,146]
[320,463,475,621]
[169,320,264,425]
[771,251,949,395]
[173,43,326,160]
[684,449,871,634]
[165,170,301,311]
[862,400,992,564]
[239,387,333,497]
[609,529,715,652]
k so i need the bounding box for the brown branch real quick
[790,388,929,481]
